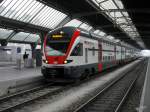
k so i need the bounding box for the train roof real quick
[77,27,136,49]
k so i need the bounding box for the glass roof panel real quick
[64,19,82,27]
[93,30,100,34]
[30,5,67,29]
[79,23,90,30]
[110,12,122,18]
[0,28,13,39]
[100,0,118,9]
[114,0,124,9]
[11,32,30,41]
[24,34,40,42]
[91,0,144,48]
[116,18,127,24]
[99,31,106,36]
[107,35,114,40]
[0,0,67,29]
[87,26,93,31]
[122,12,129,17]
[91,0,99,6]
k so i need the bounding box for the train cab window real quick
[71,43,83,56]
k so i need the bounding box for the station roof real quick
[0,0,148,49]
[122,0,150,49]
[0,28,40,43]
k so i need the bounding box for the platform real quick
[139,58,150,112]
[0,66,43,97]
[0,61,16,67]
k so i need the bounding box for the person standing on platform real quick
[23,52,28,67]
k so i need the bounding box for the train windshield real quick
[45,28,75,56]
[46,40,70,56]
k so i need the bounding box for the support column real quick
[39,32,47,52]
[31,42,42,67]
[30,43,36,59]
[29,43,37,67]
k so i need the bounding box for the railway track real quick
[0,83,66,112]
[74,61,145,112]
[0,60,142,112]
[0,64,118,112]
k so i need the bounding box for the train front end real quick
[41,27,80,81]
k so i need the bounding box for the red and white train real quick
[41,27,139,80]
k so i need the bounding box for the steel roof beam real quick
[112,0,145,48]
[0,16,49,34]
[6,30,18,41]
[98,0,109,4]
[0,39,33,44]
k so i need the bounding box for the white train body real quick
[41,27,139,80]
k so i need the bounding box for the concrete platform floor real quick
[0,66,42,81]
[0,61,16,67]
[0,66,43,96]
[139,58,150,112]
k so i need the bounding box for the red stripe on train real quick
[45,30,80,64]
[98,63,103,72]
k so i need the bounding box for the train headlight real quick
[45,60,48,64]
[63,60,73,64]
[64,60,68,64]
[43,59,48,64]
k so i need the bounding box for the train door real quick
[85,48,88,63]
[98,42,102,72]
[114,45,116,61]
[98,43,102,62]
[121,46,122,61]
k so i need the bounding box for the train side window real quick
[71,43,83,56]
[92,47,95,56]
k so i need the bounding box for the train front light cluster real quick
[64,60,68,64]
[43,59,48,64]
[63,60,73,64]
